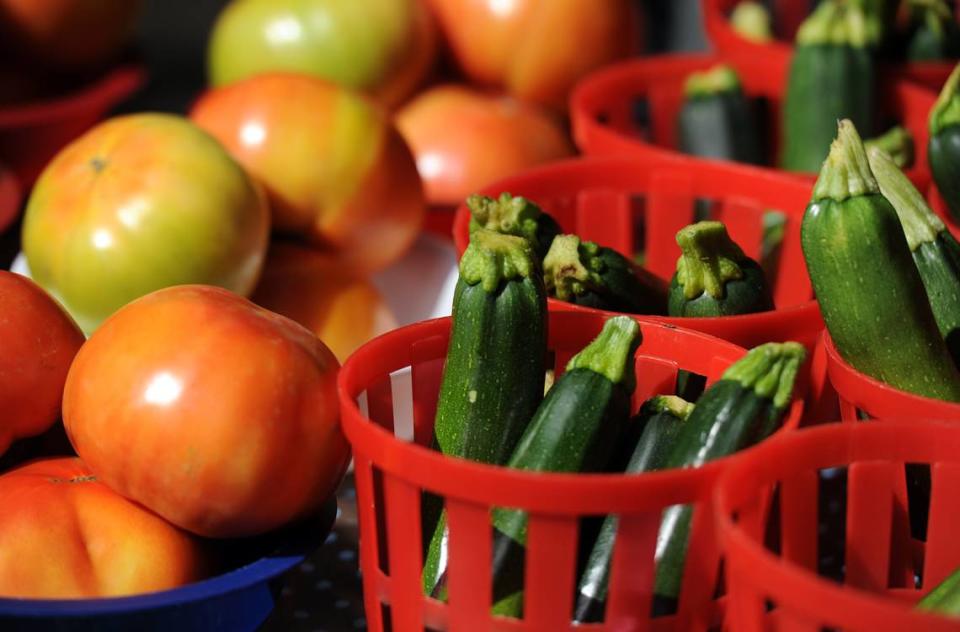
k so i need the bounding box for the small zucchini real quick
[467,193,561,261]
[544,234,667,315]
[929,63,960,224]
[573,395,694,624]
[678,64,762,164]
[782,0,876,172]
[654,342,806,604]
[905,0,960,62]
[917,565,960,616]
[802,120,960,401]
[869,145,960,368]
[422,228,548,595]
[865,126,915,169]
[667,221,773,317]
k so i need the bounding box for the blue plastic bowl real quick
[0,499,337,632]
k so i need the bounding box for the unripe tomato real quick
[0,458,205,599]
[63,285,349,538]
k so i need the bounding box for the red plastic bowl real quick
[338,309,805,631]
[0,167,19,234]
[0,64,145,187]
[452,155,824,352]
[717,421,960,632]
[702,0,957,91]
[569,52,935,188]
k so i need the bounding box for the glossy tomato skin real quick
[21,113,270,334]
[190,73,424,274]
[426,0,641,110]
[0,272,84,457]
[63,285,349,538]
[207,0,436,108]
[0,458,205,599]
[252,242,397,363]
[396,84,574,206]
[0,0,142,70]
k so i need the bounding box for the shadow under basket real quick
[337,310,805,631]
[717,421,960,632]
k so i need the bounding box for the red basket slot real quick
[717,421,960,632]
[338,310,806,631]
[569,52,935,189]
[702,0,956,91]
[451,155,824,353]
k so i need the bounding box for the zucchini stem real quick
[684,64,741,99]
[543,234,601,300]
[566,316,641,389]
[644,395,695,420]
[864,126,914,169]
[459,229,537,292]
[723,342,806,410]
[868,146,944,250]
[796,0,875,48]
[675,221,747,300]
[930,62,960,135]
[812,119,879,203]
[916,566,960,614]
[730,1,773,43]
[467,193,543,247]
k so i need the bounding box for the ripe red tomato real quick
[0,0,142,70]
[0,271,84,458]
[63,285,349,538]
[425,0,641,111]
[190,73,425,273]
[395,84,574,206]
[0,458,206,599]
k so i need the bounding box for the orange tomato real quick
[425,0,641,110]
[0,271,84,457]
[252,242,397,363]
[0,458,205,599]
[190,73,425,273]
[63,285,349,538]
[395,84,574,206]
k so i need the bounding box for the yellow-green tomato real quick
[21,113,270,334]
[207,0,436,108]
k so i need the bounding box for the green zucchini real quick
[730,1,773,43]
[906,0,960,61]
[573,395,694,624]
[543,234,667,315]
[422,228,548,595]
[667,221,774,317]
[467,193,561,261]
[865,126,915,169]
[929,63,960,224]
[782,0,875,173]
[678,64,763,165]
[654,342,806,604]
[801,120,960,401]
[869,145,960,368]
[917,565,960,616]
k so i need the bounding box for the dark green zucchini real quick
[782,0,875,173]
[929,63,960,223]
[865,126,915,169]
[667,221,773,317]
[543,234,668,315]
[730,1,773,43]
[654,342,806,605]
[483,316,642,617]
[678,64,762,165]
[573,395,694,624]
[802,120,960,401]
[467,192,561,261]
[422,228,548,595]
[916,566,960,615]
[906,0,960,61]
[869,145,960,368]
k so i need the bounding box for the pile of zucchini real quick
[422,223,806,621]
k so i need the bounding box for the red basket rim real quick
[0,64,145,129]
[715,420,960,631]
[823,332,960,416]
[0,167,20,233]
[337,312,806,514]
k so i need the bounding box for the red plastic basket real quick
[717,420,960,631]
[0,167,19,234]
[0,64,145,187]
[821,332,960,421]
[702,0,957,91]
[451,155,824,351]
[569,52,935,188]
[338,310,805,631]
